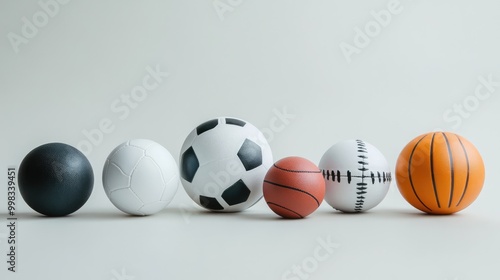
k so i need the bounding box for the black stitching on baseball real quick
[322,170,392,183]
[355,140,367,212]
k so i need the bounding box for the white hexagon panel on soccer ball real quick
[190,157,244,196]
[240,164,271,206]
[109,188,145,215]
[192,126,249,164]
[191,156,270,212]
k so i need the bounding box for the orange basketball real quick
[396,132,485,214]
[263,156,325,219]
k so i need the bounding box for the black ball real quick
[18,143,94,217]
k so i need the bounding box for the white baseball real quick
[319,140,391,212]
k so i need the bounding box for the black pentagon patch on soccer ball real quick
[180,146,199,183]
[237,139,262,171]
[196,119,218,135]
[199,195,224,210]
[225,118,246,127]
[221,179,251,206]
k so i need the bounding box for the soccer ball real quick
[102,139,179,215]
[180,117,273,212]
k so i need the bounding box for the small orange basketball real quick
[395,132,485,214]
[263,156,325,219]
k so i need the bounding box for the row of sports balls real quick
[17,117,485,218]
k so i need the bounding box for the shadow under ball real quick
[18,143,94,217]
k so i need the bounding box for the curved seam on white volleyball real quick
[158,174,179,200]
[128,141,155,151]
[107,144,129,160]
[144,155,167,185]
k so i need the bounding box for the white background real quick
[1,0,500,279]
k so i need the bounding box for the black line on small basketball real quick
[430,133,441,208]
[267,202,303,218]
[273,164,321,174]
[456,135,470,207]
[442,132,455,208]
[264,180,320,206]
[408,134,433,212]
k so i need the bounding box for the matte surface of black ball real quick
[18,143,94,216]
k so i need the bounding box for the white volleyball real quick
[102,139,179,215]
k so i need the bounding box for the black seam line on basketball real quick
[272,164,321,174]
[264,180,320,206]
[408,134,433,212]
[266,202,303,218]
[455,135,470,207]
[442,132,455,208]
[430,133,441,208]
